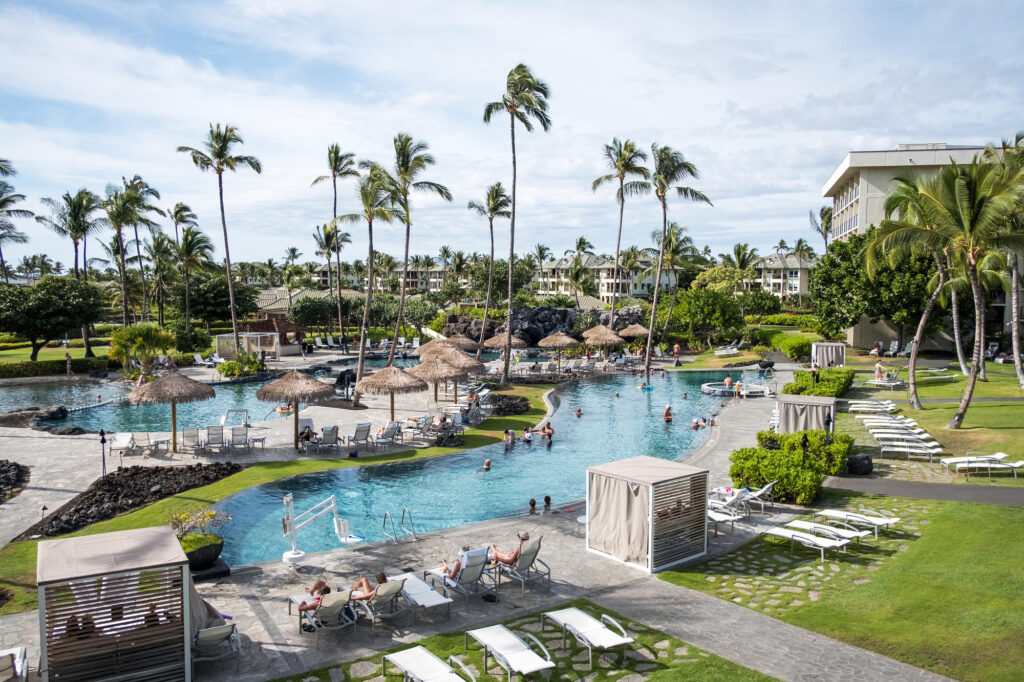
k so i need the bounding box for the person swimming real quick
[683,391,687,400]
[614,392,620,398]
[521,427,533,443]
[483,459,491,471]
[692,418,699,430]
[574,408,583,418]
[663,404,673,422]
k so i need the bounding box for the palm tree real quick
[438,245,453,281]
[312,144,360,342]
[790,238,816,306]
[774,239,791,300]
[144,229,176,326]
[533,243,551,293]
[564,236,595,259]
[334,168,397,392]
[103,187,141,324]
[0,159,14,177]
[719,243,760,292]
[167,202,197,245]
[618,245,642,296]
[313,224,335,291]
[176,225,213,336]
[0,181,33,283]
[260,258,281,286]
[642,222,695,340]
[592,138,649,327]
[283,246,302,266]
[809,206,833,252]
[377,134,452,365]
[282,263,305,309]
[484,63,552,383]
[121,175,163,321]
[567,257,598,306]
[468,182,512,357]
[177,123,263,352]
[36,189,105,279]
[635,144,711,374]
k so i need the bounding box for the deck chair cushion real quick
[194,623,235,649]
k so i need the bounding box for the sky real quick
[2,0,1023,270]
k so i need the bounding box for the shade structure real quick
[811,341,846,368]
[484,334,527,349]
[618,323,650,339]
[414,338,458,358]
[257,370,336,449]
[433,347,486,403]
[407,356,468,403]
[128,371,215,453]
[538,331,580,371]
[355,365,428,421]
[775,394,837,433]
[445,333,480,352]
[583,325,625,346]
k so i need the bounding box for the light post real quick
[99,429,107,477]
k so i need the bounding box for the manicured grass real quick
[270,598,774,682]
[0,383,554,616]
[660,493,1024,681]
[670,350,759,370]
[0,346,110,363]
[849,367,1024,401]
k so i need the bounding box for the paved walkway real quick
[825,476,1024,506]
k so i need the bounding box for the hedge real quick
[0,357,110,379]
[744,313,817,327]
[0,342,33,351]
[782,368,855,397]
[729,430,853,505]
[745,330,818,360]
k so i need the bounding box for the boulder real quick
[847,453,873,476]
[35,405,68,421]
[491,395,530,416]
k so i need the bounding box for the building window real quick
[789,270,798,278]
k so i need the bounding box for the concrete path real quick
[825,476,1024,506]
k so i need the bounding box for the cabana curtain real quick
[587,472,650,565]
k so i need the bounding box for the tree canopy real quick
[0,276,104,360]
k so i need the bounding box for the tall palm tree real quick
[719,243,759,292]
[618,245,642,297]
[790,238,816,306]
[564,236,595,259]
[167,202,197,245]
[103,187,141,324]
[592,138,649,327]
[468,182,512,357]
[438,245,453,281]
[283,246,302,266]
[533,243,551,293]
[282,263,306,309]
[0,159,14,177]
[635,144,711,374]
[176,225,213,336]
[484,63,551,383]
[376,134,452,365]
[774,239,791,300]
[641,222,696,340]
[121,175,163,321]
[567,257,598,306]
[809,206,833,252]
[144,229,176,326]
[177,123,263,352]
[0,181,33,283]
[312,144,360,342]
[37,189,105,279]
[313,224,335,291]
[334,167,397,393]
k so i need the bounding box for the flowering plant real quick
[169,508,229,537]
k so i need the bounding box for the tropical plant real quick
[533,243,551,286]
[143,229,176,326]
[0,276,104,361]
[120,175,163,322]
[567,256,598,305]
[592,138,649,327]
[484,63,551,383]
[103,185,146,325]
[564,236,595,259]
[312,144,360,343]
[718,243,759,291]
[468,182,511,357]
[167,202,197,245]
[177,123,263,353]
[283,246,302,266]
[0,181,32,284]
[809,206,833,252]
[36,189,105,280]
[641,222,696,340]
[0,159,14,177]
[176,225,214,336]
[438,245,453,281]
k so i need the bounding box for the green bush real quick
[539,294,577,308]
[460,306,506,321]
[769,331,815,360]
[168,320,212,353]
[782,368,855,397]
[92,324,120,336]
[0,333,25,344]
[745,313,817,328]
[0,342,33,351]
[44,337,112,348]
[738,290,782,316]
[729,430,853,505]
[0,357,109,378]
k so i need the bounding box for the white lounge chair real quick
[496,536,551,596]
[465,625,554,682]
[383,646,476,682]
[193,353,215,368]
[388,572,454,618]
[939,452,1008,471]
[109,433,136,458]
[957,459,1024,479]
[314,336,326,350]
[210,353,227,364]
[764,526,849,561]
[542,607,634,667]
[181,428,204,457]
[897,340,916,357]
[372,421,402,450]
[317,426,340,456]
[325,336,338,349]
[814,508,900,538]
[346,422,372,450]
[131,432,154,457]
[869,427,929,438]
[297,591,356,648]
[192,623,240,675]
[707,507,744,535]
[411,337,420,349]
[0,646,27,682]
[206,425,225,454]
[398,336,406,348]
[880,443,943,462]
[424,547,495,604]
[744,481,777,513]
[849,403,898,413]
[882,341,899,357]
[358,578,411,631]
[229,425,251,453]
[787,519,871,545]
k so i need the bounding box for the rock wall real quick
[442,305,645,345]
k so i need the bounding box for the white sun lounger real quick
[787,519,871,545]
[813,508,900,538]
[939,452,1008,470]
[880,443,943,462]
[383,646,476,682]
[869,427,929,437]
[849,404,898,413]
[0,646,27,682]
[956,459,1024,479]
[764,527,849,561]
[465,625,554,682]
[388,572,454,618]
[542,607,634,667]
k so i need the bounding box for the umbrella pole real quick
[558,350,562,372]
[454,381,458,404]
[390,393,395,421]
[294,408,299,451]
[434,381,438,402]
[171,401,177,454]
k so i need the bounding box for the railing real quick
[400,507,417,540]
[382,511,398,544]
[381,507,417,544]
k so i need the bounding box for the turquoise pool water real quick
[214,370,726,565]
[0,381,128,414]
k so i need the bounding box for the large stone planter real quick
[185,536,224,571]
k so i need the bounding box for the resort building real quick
[750,254,817,299]
[822,143,986,241]
[534,254,668,304]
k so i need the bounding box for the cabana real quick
[36,526,220,681]
[586,456,708,573]
[775,394,837,433]
[811,341,846,368]
[215,332,279,360]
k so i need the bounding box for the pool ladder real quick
[382,507,418,544]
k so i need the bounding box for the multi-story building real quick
[534,253,670,304]
[751,254,817,299]
[822,143,986,242]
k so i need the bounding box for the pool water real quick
[0,381,128,414]
[214,370,726,565]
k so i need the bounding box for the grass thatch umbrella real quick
[583,325,625,359]
[446,333,480,352]
[355,365,428,421]
[433,347,486,402]
[128,371,215,453]
[408,355,468,402]
[538,331,580,371]
[257,370,336,450]
[618,323,650,339]
[414,338,458,358]
[484,334,527,349]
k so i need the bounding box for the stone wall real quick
[442,305,645,345]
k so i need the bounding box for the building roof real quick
[754,254,818,270]
[588,455,706,485]
[257,286,362,314]
[823,143,987,197]
[37,526,187,584]
[776,394,837,407]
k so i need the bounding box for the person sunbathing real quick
[350,573,387,601]
[438,546,472,580]
[490,531,529,565]
[298,426,316,446]
[296,579,331,612]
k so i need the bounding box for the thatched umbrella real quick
[354,365,428,421]
[257,370,336,450]
[538,331,580,371]
[128,371,215,454]
[484,334,527,349]
[408,355,468,402]
[446,333,480,352]
[433,347,486,402]
[583,325,625,359]
[618,323,650,339]
[414,338,458,358]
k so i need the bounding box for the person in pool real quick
[574,408,583,418]
[663,404,673,422]
[539,421,554,443]
[521,427,533,443]
[483,459,491,471]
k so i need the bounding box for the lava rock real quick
[0,459,30,503]
[847,453,873,476]
[35,405,68,421]
[491,395,530,416]
[43,425,94,436]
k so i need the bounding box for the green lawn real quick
[670,350,759,370]
[848,366,1024,402]
[0,346,110,363]
[270,598,774,682]
[0,383,554,616]
[660,493,1024,681]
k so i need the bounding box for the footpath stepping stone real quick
[674,646,689,657]
[780,586,802,593]
[349,661,377,678]
[654,639,669,649]
[328,667,346,682]
[854,578,871,584]
[809,591,821,601]
[790,600,804,607]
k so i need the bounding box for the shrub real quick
[539,294,577,308]
[783,368,855,397]
[751,345,771,360]
[769,331,814,360]
[216,360,243,378]
[0,333,25,343]
[738,290,781,316]
[0,342,33,351]
[729,430,853,505]
[0,357,109,378]
[167,320,212,353]
[179,533,222,553]
[746,313,818,328]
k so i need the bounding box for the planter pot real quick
[185,538,224,571]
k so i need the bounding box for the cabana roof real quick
[588,455,705,485]
[776,394,838,407]
[37,526,186,584]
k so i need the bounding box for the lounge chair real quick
[708,489,749,517]
[897,340,916,357]
[314,336,326,350]
[182,428,204,457]
[496,536,550,596]
[849,403,898,413]
[411,337,420,349]
[317,426,340,455]
[465,625,555,682]
[206,425,225,454]
[868,426,929,437]
[813,508,900,538]
[131,432,154,457]
[325,336,338,349]
[193,353,215,368]
[229,425,251,453]
[299,591,357,648]
[939,452,1008,471]
[0,646,27,682]
[383,646,476,682]
[398,336,406,348]
[346,423,372,450]
[191,623,240,675]
[372,421,402,450]
[786,519,871,545]
[707,508,743,535]
[388,572,454,618]
[109,433,136,458]
[882,341,899,357]
[714,346,740,357]
[880,443,943,462]
[542,607,634,667]
[210,353,227,364]
[744,480,777,513]
[764,527,849,561]
[956,459,1024,479]
[425,548,496,605]
[358,578,411,631]
[867,341,883,357]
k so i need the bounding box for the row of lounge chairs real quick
[939,452,1023,479]
[856,410,947,462]
[705,482,776,534]
[868,340,916,358]
[109,426,265,459]
[764,507,901,560]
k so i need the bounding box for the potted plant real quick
[170,508,230,571]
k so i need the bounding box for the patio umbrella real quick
[354,365,428,421]
[257,370,336,450]
[484,334,527,349]
[618,323,650,339]
[414,338,458,358]
[433,347,486,403]
[408,355,468,402]
[582,325,625,359]
[128,371,215,454]
[538,331,580,372]
[446,333,480,352]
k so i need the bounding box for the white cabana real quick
[215,332,279,360]
[586,456,708,573]
[775,394,837,433]
[811,341,846,368]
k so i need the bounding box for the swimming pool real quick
[214,370,726,565]
[0,380,128,414]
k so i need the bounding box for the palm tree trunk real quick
[0,245,7,284]
[948,262,985,429]
[978,311,987,382]
[644,198,668,376]
[908,253,946,409]
[388,201,412,365]
[73,241,80,278]
[660,273,676,343]
[217,173,241,353]
[609,183,625,328]
[132,224,148,321]
[353,218,374,407]
[184,269,192,336]
[116,229,130,326]
[1011,253,1024,388]
[476,217,495,359]
[948,254,968,376]
[332,176,347,350]
[501,113,517,384]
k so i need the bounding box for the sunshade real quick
[257,370,336,449]
[128,371,215,453]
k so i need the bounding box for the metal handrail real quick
[399,508,417,540]
[382,511,397,544]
